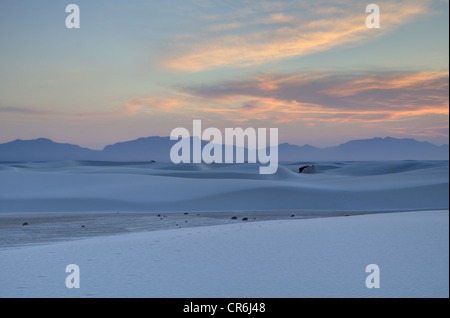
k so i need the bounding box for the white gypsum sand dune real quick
[0,210,448,298]
[0,161,448,213]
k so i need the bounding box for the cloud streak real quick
[162,0,432,71]
[0,105,141,119]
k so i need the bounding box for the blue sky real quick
[0,0,448,149]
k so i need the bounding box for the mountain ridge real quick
[0,136,448,162]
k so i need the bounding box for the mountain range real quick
[0,136,448,162]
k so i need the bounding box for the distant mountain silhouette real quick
[278,137,449,161]
[102,136,175,162]
[102,136,211,161]
[0,138,101,162]
[0,136,448,162]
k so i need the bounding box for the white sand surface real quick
[0,161,448,298]
[0,210,448,298]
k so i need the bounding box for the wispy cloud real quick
[162,0,432,71]
[0,105,141,119]
[388,124,450,138]
[325,71,449,97]
[123,70,448,139]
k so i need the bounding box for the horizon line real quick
[1,135,448,151]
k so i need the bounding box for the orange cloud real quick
[162,0,431,72]
[120,69,448,135]
[125,103,143,115]
[326,71,449,97]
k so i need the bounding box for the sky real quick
[0,0,448,149]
